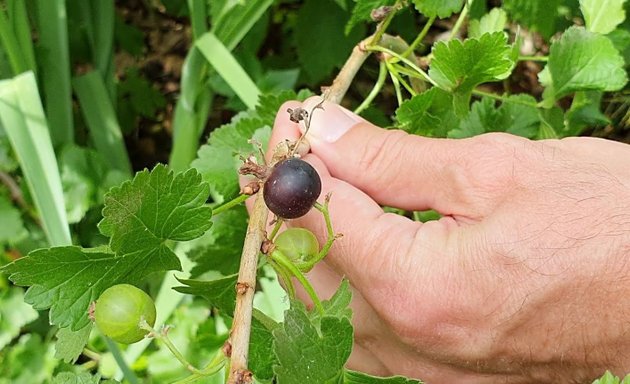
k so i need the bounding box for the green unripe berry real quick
[94,284,156,344]
[274,228,319,265]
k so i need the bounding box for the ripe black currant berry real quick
[263,158,322,219]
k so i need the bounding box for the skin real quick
[251,97,630,383]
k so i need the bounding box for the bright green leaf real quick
[580,0,626,35]
[429,32,514,116]
[52,372,118,384]
[54,324,92,363]
[468,8,508,38]
[3,246,178,330]
[592,370,630,384]
[607,28,630,64]
[448,95,540,139]
[394,88,455,137]
[273,301,353,384]
[175,273,238,315]
[412,0,464,18]
[564,91,609,137]
[249,310,280,381]
[193,119,268,203]
[99,164,212,254]
[0,287,38,350]
[3,165,212,329]
[189,206,247,277]
[537,107,564,139]
[539,26,628,103]
[502,0,562,39]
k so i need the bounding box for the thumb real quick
[299,97,485,215]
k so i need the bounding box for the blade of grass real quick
[35,0,74,147]
[169,48,212,172]
[0,72,71,246]
[72,71,132,177]
[196,32,260,110]
[212,0,273,50]
[73,0,116,103]
[168,0,272,172]
[0,5,28,74]
[8,0,36,74]
[168,0,210,173]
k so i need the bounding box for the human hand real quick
[263,97,630,383]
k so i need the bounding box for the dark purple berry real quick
[263,158,322,219]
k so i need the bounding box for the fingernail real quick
[301,97,363,143]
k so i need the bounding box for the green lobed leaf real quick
[297,0,365,84]
[3,246,179,330]
[448,95,540,139]
[188,206,248,277]
[273,301,353,383]
[0,287,38,350]
[580,0,626,35]
[607,28,630,64]
[3,165,212,329]
[272,280,354,383]
[344,370,424,383]
[428,32,514,116]
[412,0,464,18]
[318,279,353,321]
[591,370,630,384]
[502,0,563,39]
[468,8,508,39]
[537,106,564,139]
[54,324,93,363]
[539,26,628,104]
[564,91,610,137]
[394,88,456,137]
[249,310,280,381]
[193,119,268,203]
[174,273,239,315]
[346,0,396,35]
[51,372,119,384]
[99,164,213,253]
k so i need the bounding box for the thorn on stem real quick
[235,282,251,295]
[240,181,260,195]
[232,368,253,384]
[222,341,232,358]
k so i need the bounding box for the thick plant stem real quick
[322,37,372,104]
[323,2,400,104]
[227,192,268,384]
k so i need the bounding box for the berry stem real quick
[211,194,250,216]
[354,61,388,114]
[139,320,216,376]
[268,218,284,241]
[271,250,324,315]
